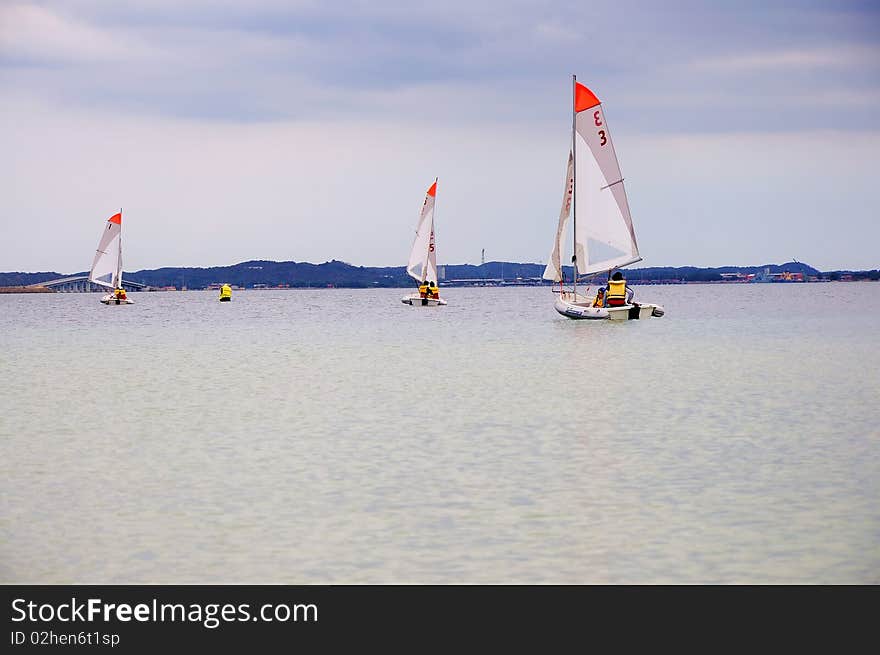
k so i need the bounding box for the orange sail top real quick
[427,181,437,197]
[574,83,600,112]
[108,212,122,225]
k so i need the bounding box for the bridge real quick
[30,276,148,293]
[443,277,549,287]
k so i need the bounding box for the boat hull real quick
[554,297,608,319]
[219,297,231,302]
[401,293,447,306]
[554,295,663,320]
[100,294,134,305]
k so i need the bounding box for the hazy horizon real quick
[3,255,858,278]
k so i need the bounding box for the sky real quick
[2,0,879,273]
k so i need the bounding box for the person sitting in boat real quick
[418,281,429,298]
[427,281,440,299]
[605,271,633,307]
[114,287,127,301]
[219,283,232,300]
[592,287,605,308]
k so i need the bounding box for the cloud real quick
[1,1,879,272]
[690,46,880,73]
[2,1,878,132]
[0,3,158,64]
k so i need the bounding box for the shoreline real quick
[0,286,54,294]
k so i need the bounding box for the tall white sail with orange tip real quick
[89,210,134,304]
[543,151,574,282]
[572,82,641,275]
[89,212,123,289]
[407,178,438,284]
[549,76,663,321]
[401,178,447,306]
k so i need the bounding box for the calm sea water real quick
[1,283,878,583]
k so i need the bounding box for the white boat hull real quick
[100,294,134,305]
[554,293,663,320]
[401,293,447,306]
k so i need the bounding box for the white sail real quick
[572,83,641,275]
[89,212,123,289]
[543,151,574,282]
[407,179,438,283]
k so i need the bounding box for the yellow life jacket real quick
[418,284,428,296]
[607,279,627,300]
[220,285,232,297]
[428,285,439,298]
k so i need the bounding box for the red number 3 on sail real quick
[594,111,607,145]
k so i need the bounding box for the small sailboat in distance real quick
[89,210,134,305]
[401,178,447,306]
[544,76,663,320]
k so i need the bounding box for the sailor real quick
[605,271,633,307]
[114,287,127,301]
[418,281,429,298]
[592,287,605,308]
[427,280,440,299]
[219,283,232,300]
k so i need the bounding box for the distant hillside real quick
[618,261,824,282]
[0,271,69,287]
[129,260,413,288]
[445,261,824,283]
[1,260,869,289]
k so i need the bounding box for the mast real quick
[427,176,437,283]
[117,207,123,288]
[571,74,577,296]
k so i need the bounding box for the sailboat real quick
[543,77,663,320]
[89,210,134,305]
[401,178,447,306]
